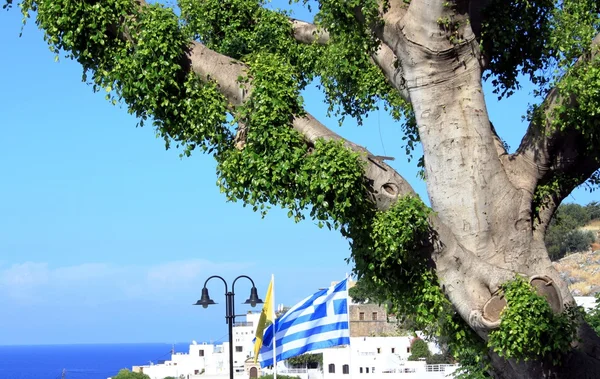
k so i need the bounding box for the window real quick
[376,348,381,354]
[372,367,375,374]
[359,312,365,321]
[407,347,410,353]
[391,348,395,354]
[366,367,369,373]
[360,367,363,374]
[328,364,336,373]
[235,346,243,352]
[199,350,204,357]
[372,312,378,321]
[343,365,349,374]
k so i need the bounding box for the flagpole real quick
[272,274,277,379]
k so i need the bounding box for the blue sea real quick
[0,343,191,379]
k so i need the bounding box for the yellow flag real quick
[253,276,274,363]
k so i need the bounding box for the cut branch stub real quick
[381,182,399,197]
[530,275,563,314]
[482,290,506,328]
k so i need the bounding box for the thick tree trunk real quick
[413,66,600,377]
[380,1,600,377]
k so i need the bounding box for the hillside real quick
[554,250,600,296]
[582,219,600,239]
[553,219,600,296]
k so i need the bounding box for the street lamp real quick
[194,275,263,379]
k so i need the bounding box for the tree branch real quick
[466,0,492,41]
[189,41,415,210]
[511,33,600,234]
[289,18,410,101]
[290,19,330,44]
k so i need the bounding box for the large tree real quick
[5,0,600,377]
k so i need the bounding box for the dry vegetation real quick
[554,252,600,295]
[582,219,600,233]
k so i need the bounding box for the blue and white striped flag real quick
[258,279,350,368]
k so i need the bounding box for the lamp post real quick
[194,275,263,379]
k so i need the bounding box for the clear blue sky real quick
[0,4,596,346]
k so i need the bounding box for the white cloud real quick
[0,262,51,303]
[53,262,114,282]
[146,260,215,286]
[0,259,254,305]
[146,259,251,287]
[0,262,50,288]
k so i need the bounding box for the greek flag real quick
[258,279,350,367]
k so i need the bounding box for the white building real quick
[320,336,457,379]
[132,312,262,379]
[129,312,456,379]
[575,296,597,311]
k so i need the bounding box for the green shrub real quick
[585,202,600,220]
[563,230,595,254]
[407,339,431,361]
[426,353,452,364]
[286,353,322,368]
[545,202,598,260]
[112,369,150,379]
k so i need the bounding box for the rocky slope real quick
[553,220,600,296]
